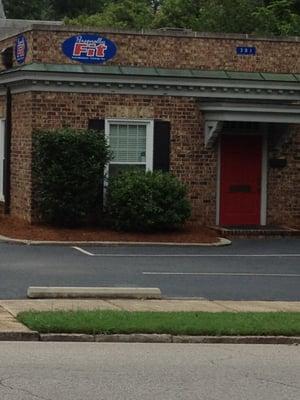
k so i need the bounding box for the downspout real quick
[1,42,13,214]
[4,86,11,214]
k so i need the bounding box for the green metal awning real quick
[1,62,300,149]
[2,62,300,82]
[1,62,300,119]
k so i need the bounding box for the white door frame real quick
[216,132,268,226]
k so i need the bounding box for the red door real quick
[220,135,262,226]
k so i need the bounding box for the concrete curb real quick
[0,332,299,344]
[38,334,300,345]
[0,331,40,341]
[0,235,231,247]
[40,333,95,342]
[171,335,300,345]
[27,287,162,300]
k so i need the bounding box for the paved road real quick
[0,342,299,400]
[0,238,299,300]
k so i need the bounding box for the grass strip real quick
[17,311,300,336]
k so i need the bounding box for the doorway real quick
[219,134,263,226]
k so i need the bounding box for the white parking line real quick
[143,272,300,277]
[72,246,95,256]
[72,247,300,257]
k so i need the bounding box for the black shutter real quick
[153,120,171,172]
[88,119,105,132]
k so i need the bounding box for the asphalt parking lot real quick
[0,238,299,300]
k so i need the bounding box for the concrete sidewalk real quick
[1,298,300,317]
[0,305,32,332]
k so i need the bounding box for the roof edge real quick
[2,62,300,83]
[2,20,300,44]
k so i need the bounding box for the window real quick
[0,120,5,201]
[105,119,153,177]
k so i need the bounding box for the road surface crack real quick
[209,354,236,366]
[207,353,300,392]
[250,375,300,391]
[0,377,54,400]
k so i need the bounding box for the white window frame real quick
[0,119,5,202]
[105,119,154,177]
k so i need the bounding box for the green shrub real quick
[32,128,110,227]
[106,170,191,232]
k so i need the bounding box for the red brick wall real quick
[2,27,300,74]
[4,90,299,226]
[31,28,300,73]
[268,126,300,227]
[31,91,218,224]
[29,91,300,226]
[1,27,299,225]
[10,92,33,220]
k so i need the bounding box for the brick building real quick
[0,23,299,227]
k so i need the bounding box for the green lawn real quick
[17,310,300,336]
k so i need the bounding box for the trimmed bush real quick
[106,170,191,232]
[32,128,110,226]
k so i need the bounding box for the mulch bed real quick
[0,215,219,243]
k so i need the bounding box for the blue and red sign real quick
[15,35,28,64]
[62,34,117,64]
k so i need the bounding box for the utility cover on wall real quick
[62,34,117,64]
